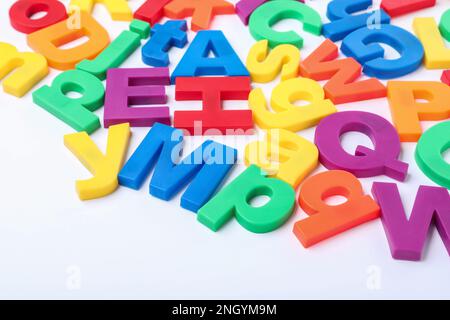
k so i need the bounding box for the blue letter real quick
[171,30,249,83]
[341,24,424,78]
[118,123,237,212]
[323,0,390,41]
[142,20,188,67]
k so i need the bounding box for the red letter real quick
[174,77,254,135]
[381,0,436,18]
[133,0,172,25]
[9,0,67,34]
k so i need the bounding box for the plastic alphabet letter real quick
[69,0,132,21]
[236,0,304,25]
[440,9,450,40]
[249,78,336,132]
[173,77,254,135]
[387,81,450,142]
[245,129,318,188]
[381,0,436,17]
[119,123,175,190]
[197,165,296,233]
[77,20,151,80]
[294,170,380,248]
[171,30,249,83]
[164,0,235,31]
[372,182,450,261]
[32,69,104,134]
[441,10,450,83]
[246,40,300,83]
[142,20,188,67]
[0,42,48,97]
[443,70,450,86]
[299,39,386,104]
[413,17,450,69]
[314,111,409,181]
[249,0,322,48]
[323,0,391,42]
[341,24,424,79]
[150,140,237,213]
[416,121,450,190]
[118,123,237,212]
[104,68,171,128]
[64,123,131,200]
[134,0,172,25]
[27,12,110,70]
[9,0,68,34]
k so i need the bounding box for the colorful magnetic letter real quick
[249,0,322,48]
[236,0,304,25]
[413,17,450,69]
[249,78,336,132]
[299,39,386,104]
[323,0,391,42]
[440,9,450,40]
[387,81,450,142]
[32,69,104,134]
[197,165,296,233]
[416,121,450,190]
[77,20,150,80]
[64,123,131,200]
[164,0,235,31]
[341,24,424,79]
[173,77,253,135]
[27,12,110,70]
[134,0,172,25]
[442,70,450,86]
[142,20,188,67]
[245,129,318,188]
[381,0,436,17]
[372,182,450,261]
[0,42,48,97]
[104,68,170,128]
[118,123,237,212]
[314,111,409,181]
[151,140,237,212]
[246,40,300,83]
[69,0,132,21]
[294,170,380,248]
[9,0,67,34]
[119,123,175,190]
[171,30,249,83]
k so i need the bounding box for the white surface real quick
[0,0,449,299]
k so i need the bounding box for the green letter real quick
[197,165,296,233]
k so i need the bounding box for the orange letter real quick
[164,0,235,31]
[300,39,386,104]
[27,12,110,70]
[293,170,380,248]
[387,81,450,142]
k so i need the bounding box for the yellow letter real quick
[245,129,318,188]
[250,78,336,132]
[413,17,450,69]
[246,40,300,83]
[70,0,132,21]
[0,42,48,97]
[64,123,131,200]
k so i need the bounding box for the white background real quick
[0,0,449,299]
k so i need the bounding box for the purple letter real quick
[372,182,450,261]
[314,111,408,181]
[104,68,171,127]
